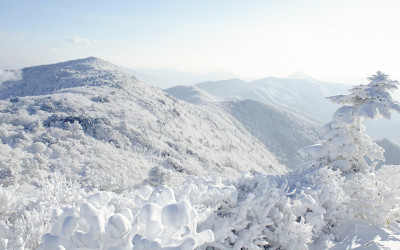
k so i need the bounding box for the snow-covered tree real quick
[299,71,400,173]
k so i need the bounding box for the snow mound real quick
[164,85,221,105]
[37,186,214,249]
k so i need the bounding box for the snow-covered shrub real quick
[198,172,315,249]
[37,185,214,250]
[31,168,351,249]
[288,165,349,231]
[0,172,85,249]
[343,165,400,225]
[35,169,353,250]
[6,162,399,249]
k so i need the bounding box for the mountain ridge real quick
[0,57,140,99]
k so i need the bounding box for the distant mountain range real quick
[195,76,349,122]
[191,75,400,144]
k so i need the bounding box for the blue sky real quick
[1,0,400,84]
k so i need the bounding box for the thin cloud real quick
[65,36,98,45]
[0,69,22,84]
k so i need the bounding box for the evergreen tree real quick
[299,71,400,173]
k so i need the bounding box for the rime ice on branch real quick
[299,71,400,173]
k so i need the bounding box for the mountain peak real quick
[0,57,138,99]
[48,56,121,71]
[288,71,312,79]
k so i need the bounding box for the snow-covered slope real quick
[164,85,323,168]
[220,99,322,168]
[0,57,286,191]
[164,85,221,105]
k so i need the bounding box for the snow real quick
[0,58,399,249]
[311,222,400,249]
[37,184,216,249]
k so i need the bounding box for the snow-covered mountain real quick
[1,58,400,249]
[164,85,221,105]
[0,57,286,191]
[164,86,323,168]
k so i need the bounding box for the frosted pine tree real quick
[299,71,400,173]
